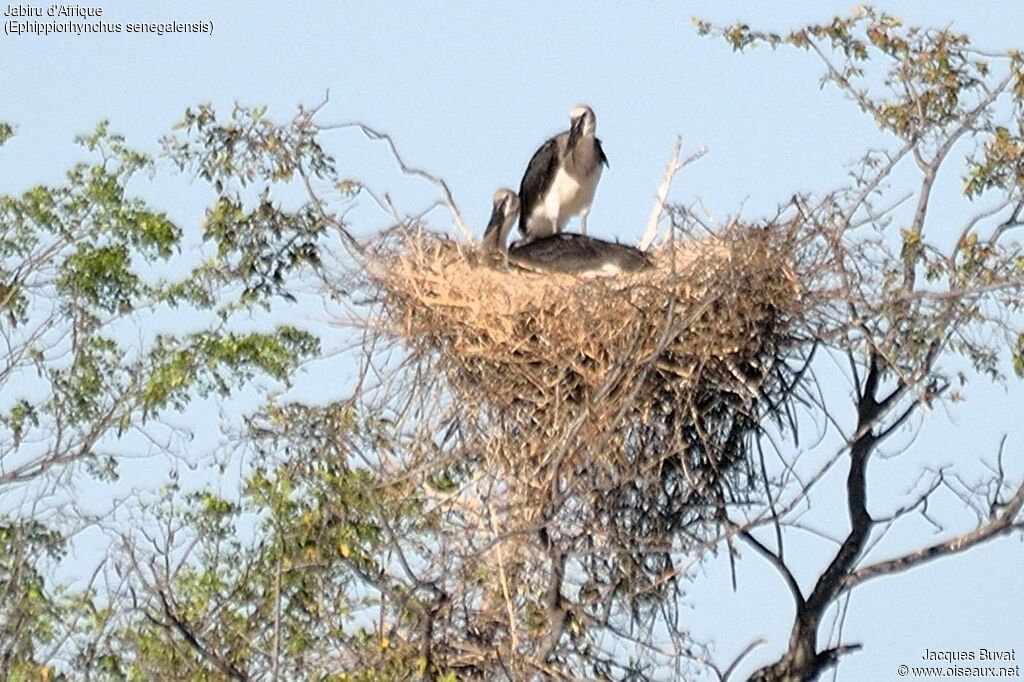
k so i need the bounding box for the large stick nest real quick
[367,222,805,573]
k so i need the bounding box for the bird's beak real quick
[486,202,505,235]
[570,116,584,137]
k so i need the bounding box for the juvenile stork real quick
[482,189,648,276]
[481,188,520,258]
[518,105,608,242]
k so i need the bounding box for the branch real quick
[814,644,864,675]
[296,162,364,257]
[842,142,915,229]
[901,72,1014,293]
[638,138,707,251]
[806,38,879,117]
[738,530,805,609]
[534,527,568,666]
[989,199,1024,244]
[640,137,682,251]
[842,474,1024,591]
[756,435,786,563]
[322,121,472,241]
[154,590,249,681]
[484,493,520,657]
[717,637,766,681]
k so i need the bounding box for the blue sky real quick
[3,2,1024,679]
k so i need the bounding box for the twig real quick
[639,138,707,251]
[322,121,473,241]
[640,137,683,251]
[720,637,767,681]
[842,472,1024,591]
[484,493,520,657]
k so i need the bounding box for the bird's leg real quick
[580,210,589,236]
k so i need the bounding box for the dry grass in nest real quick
[367,223,804,570]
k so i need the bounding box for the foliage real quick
[162,103,338,303]
[0,521,64,678]
[63,402,438,680]
[0,120,320,676]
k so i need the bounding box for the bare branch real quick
[321,121,473,241]
[718,637,767,681]
[641,136,681,251]
[737,529,805,609]
[843,473,1024,591]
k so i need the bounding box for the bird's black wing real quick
[518,136,560,237]
[595,137,609,168]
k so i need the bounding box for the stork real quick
[518,105,608,242]
[482,189,649,276]
[481,188,520,259]
[510,231,650,275]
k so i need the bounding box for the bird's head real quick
[493,187,520,222]
[570,105,597,137]
[482,188,520,254]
